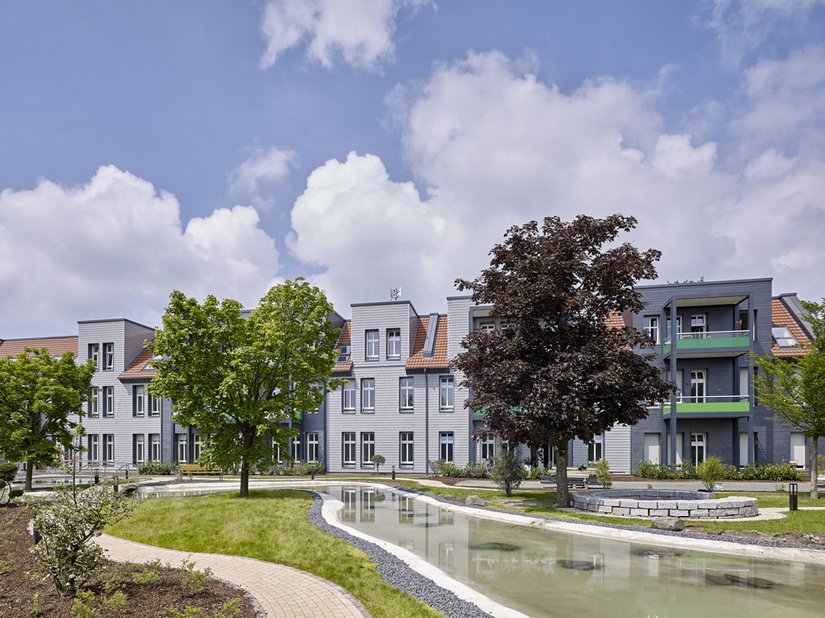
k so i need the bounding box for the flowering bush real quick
[30,483,134,596]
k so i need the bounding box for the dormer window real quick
[772,326,798,348]
[387,329,401,360]
[337,345,351,363]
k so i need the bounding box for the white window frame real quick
[479,321,495,333]
[361,432,375,467]
[103,386,114,417]
[177,435,188,463]
[134,385,145,417]
[306,432,319,462]
[439,431,454,462]
[342,432,356,467]
[88,387,99,417]
[399,377,414,411]
[365,330,379,360]
[291,436,301,461]
[690,433,706,466]
[193,434,203,461]
[400,432,414,467]
[690,369,706,403]
[361,378,375,412]
[88,434,99,463]
[480,432,495,460]
[588,434,604,462]
[690,314,707,335]
[387,328,401,360]
[644,316,659,344]
[134,434,145,464]
[440,376,454,411]
[103,342,114,371]
[88,343,99,368]
[150,394,162,417]
[150,434,161,461]
[103,434,114,463]
[342,379,356,412]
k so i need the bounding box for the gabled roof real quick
[0,336,78,358]
[606,312,625,329]
[332,321,352,373]
[771,297,812,357]
[119,345,156,381]
[406,315,449,369]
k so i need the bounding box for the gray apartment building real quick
[0,276,819,475]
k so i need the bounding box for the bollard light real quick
[789,482,798,511]
[392,465,396,481]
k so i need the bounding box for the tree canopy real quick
[0,348,95,490]
[453,214,672,505]
[150,278,341,497]
[754,299,825,499]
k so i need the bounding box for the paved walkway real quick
[96,533,369,618]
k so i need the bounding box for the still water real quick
[325,485,825,618]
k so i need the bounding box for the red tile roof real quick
[119,345,156,381]
[0,336,78,358]
[406,315,449,369]
[606,312,624,329]
[771,298,811,357]
[332,321,352,373]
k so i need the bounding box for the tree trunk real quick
[811,436,819,500]
[25,461,33,491]
[556,442,569,507]
[240,458,249,498]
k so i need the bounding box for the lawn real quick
[107,489,440,618]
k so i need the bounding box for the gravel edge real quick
[307,494,493,618]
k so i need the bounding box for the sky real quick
[1,0,825,337]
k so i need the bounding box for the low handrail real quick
[666,394,749,404]
[663,330,749,345]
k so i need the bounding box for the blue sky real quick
[2,1,824,336]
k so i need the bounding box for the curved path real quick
[96,533,369,618]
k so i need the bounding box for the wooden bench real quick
[179,464,223,480]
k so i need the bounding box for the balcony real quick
[662,330,750,358]
[662,395,750,418]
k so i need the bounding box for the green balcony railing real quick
[662,330,750,355]
[662,395,750,417]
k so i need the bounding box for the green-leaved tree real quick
[453,215,673,506]
[754,299,825,499]
[0,349,95,490]
[150,279,341,497]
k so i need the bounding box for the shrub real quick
[164,607,202,618]
[462,462,490,479]
[428,459,445,477]
[70,589,97,618]
[697,456,727,491]
[138,461,172,475]
[31,483,134,596]
[306,460,325,479]
[102,590,128,614]
[490,449,525,496]
[370,454,386,474]
[179,559,212,595]
[132,561,162,585]
[440,462,461,477]
[10,489,24,499]
[212,598,241,618]
[0,463,18,483]
[593,459,613,488]
[30,591,44,617]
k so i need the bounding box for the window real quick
[133,385,145,417]
[291,436,301,462]
[644,316,659,344]
[690,433,706,466]
[400,432,414,467]
[88,343,99,369]
[133,435,145,464]
[365,330,379,360]
[361,378,375,412]
[690,370,706,403]
[675,369,683,402]
[667,315,683,337]
[399,377,414,411]
[87,435,99,463]
[772,326,798,348]
[440,376,454,411]
[149,434,161,461]
[88,387,99,417]
[588,434,604,462]
[306,432,319,462]
[479,321,495,333]
[480,432,495,460]
[103,434,114,463]
[342,379,356,412]
[387,329,401,360]
[177,435,188,463]
[342,432,356,467]
[193,434,203,461]
[103,343,114,370]
[361,432,375,466]
[337,344,351,363]
[103,386,114,417]
[439,432,454,462]
[690,314,707,337]
[150,394,162,417]
[499,320,515,331]
[272,440,282,464]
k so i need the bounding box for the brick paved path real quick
[96,533,369,617]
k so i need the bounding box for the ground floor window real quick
[177,435,188,463]
[343,432,356,467]
[193,434,203,461]
[88,434,99,463]
[439,432,454,462]
[150,434,161,461]
[133,434,145,464]
[306,432,319,462]
[292,436,301,462]
[103,434,114,463]
[400,432,414,467]
[690,433,705,466]
[272,439,282,464]
[361,432,375,467]
[480,432,495,461]
[588,434,604,462]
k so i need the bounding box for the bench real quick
[179,464,223,480]
[540,474,597,489]
[817,476,825,489]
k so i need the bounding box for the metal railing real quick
[674,394,750,404]
[663,330,749,345]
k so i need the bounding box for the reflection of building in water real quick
[341,487,357,522]
[360,488,375,522]
[438,507,454,525]
[398,496,415,524]
[439,542,456,569]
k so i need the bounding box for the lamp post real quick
[789,482,798,511]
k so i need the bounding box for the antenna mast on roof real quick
[390,287,402,302]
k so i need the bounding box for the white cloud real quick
[259,0,425,70]
[228,146,296,201]
[287,50,825,313]
[0,166,280,337]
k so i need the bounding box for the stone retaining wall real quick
[572,489,758,519]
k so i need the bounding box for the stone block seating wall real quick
[572,490,759,519]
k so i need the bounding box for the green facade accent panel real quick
[676,336,749,350]
[662,401,750,417]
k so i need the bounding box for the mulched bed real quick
[0,505,257,618]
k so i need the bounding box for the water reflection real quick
[327,485,825,618]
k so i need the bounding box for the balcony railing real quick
[662,394,750,417]
[662,330,750,355]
